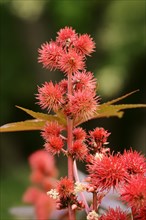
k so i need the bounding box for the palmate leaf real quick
[16,106,52,120]
[16,106,66,126]
[75,91,146,126]
[0,107,66,132]
[96,90,146,119]
[75,103,146,126]
[96,103,146,118]
[103,89,139,105]
[0,91,146,132]
[0,119,46,132]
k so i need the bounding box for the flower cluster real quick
[88,127,111,154]
[22,27,146,220]
[87,210,99,220]
[87,149,146,219]
[41,121,111,161]
[87,154,128,191]
[41,121,64,155]
[37,26,99,122]
[38,27,95,73]
[28,150,58,188]
[23,150,58,219]
[46,177,85,211]
[36,72,99,120]
[69,127,88,161]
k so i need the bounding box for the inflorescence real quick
[23,27,146,220]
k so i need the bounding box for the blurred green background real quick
[0,0,146,219]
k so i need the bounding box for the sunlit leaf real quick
[16,106,66,126]
[96,103,146,118]
[105,89,139,105]
[96,104,124,118]
[16,106,53,120]
[0,119,45,132]
[1,92,146,132]
[75,101,146,126]
[0,107,67,132]
[74,89,145,126]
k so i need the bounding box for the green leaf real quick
[16,106,54,120]
[16,106,66,126]
[75,90,146,126]
[104,89,139,105]
[0,106,67,132]
[96,103,146,118]
[1,92,146,132]
[0,119,45,132]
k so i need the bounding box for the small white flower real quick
[104,142,109,145]
[47,189,59,199]
[94,153,103,160]
[71,204,77,210]
[74,181,86,194]
[87,210,99,220]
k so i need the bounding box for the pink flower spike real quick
[38,41,62,70]
[36,81,63,112]
[58,50,85,74]
[28,150,57,177]
[56,26,77,47]
[44,135,64,155]
[74,34,95,56]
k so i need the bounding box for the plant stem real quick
[67,118,74,180]
[73,160,90,214]
[93,192,97,212]
[67,72,76,220]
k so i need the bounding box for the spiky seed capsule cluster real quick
[37,26,98,122]
[35,27,146,218]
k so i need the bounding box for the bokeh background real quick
[0,0,146,219]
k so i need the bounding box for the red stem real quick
[67,118,74,179]
[67,72,76,220]
[93,192,97,211]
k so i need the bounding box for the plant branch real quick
[67,72,76,220]
[73,160,90,214]
[93,192,97,212]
